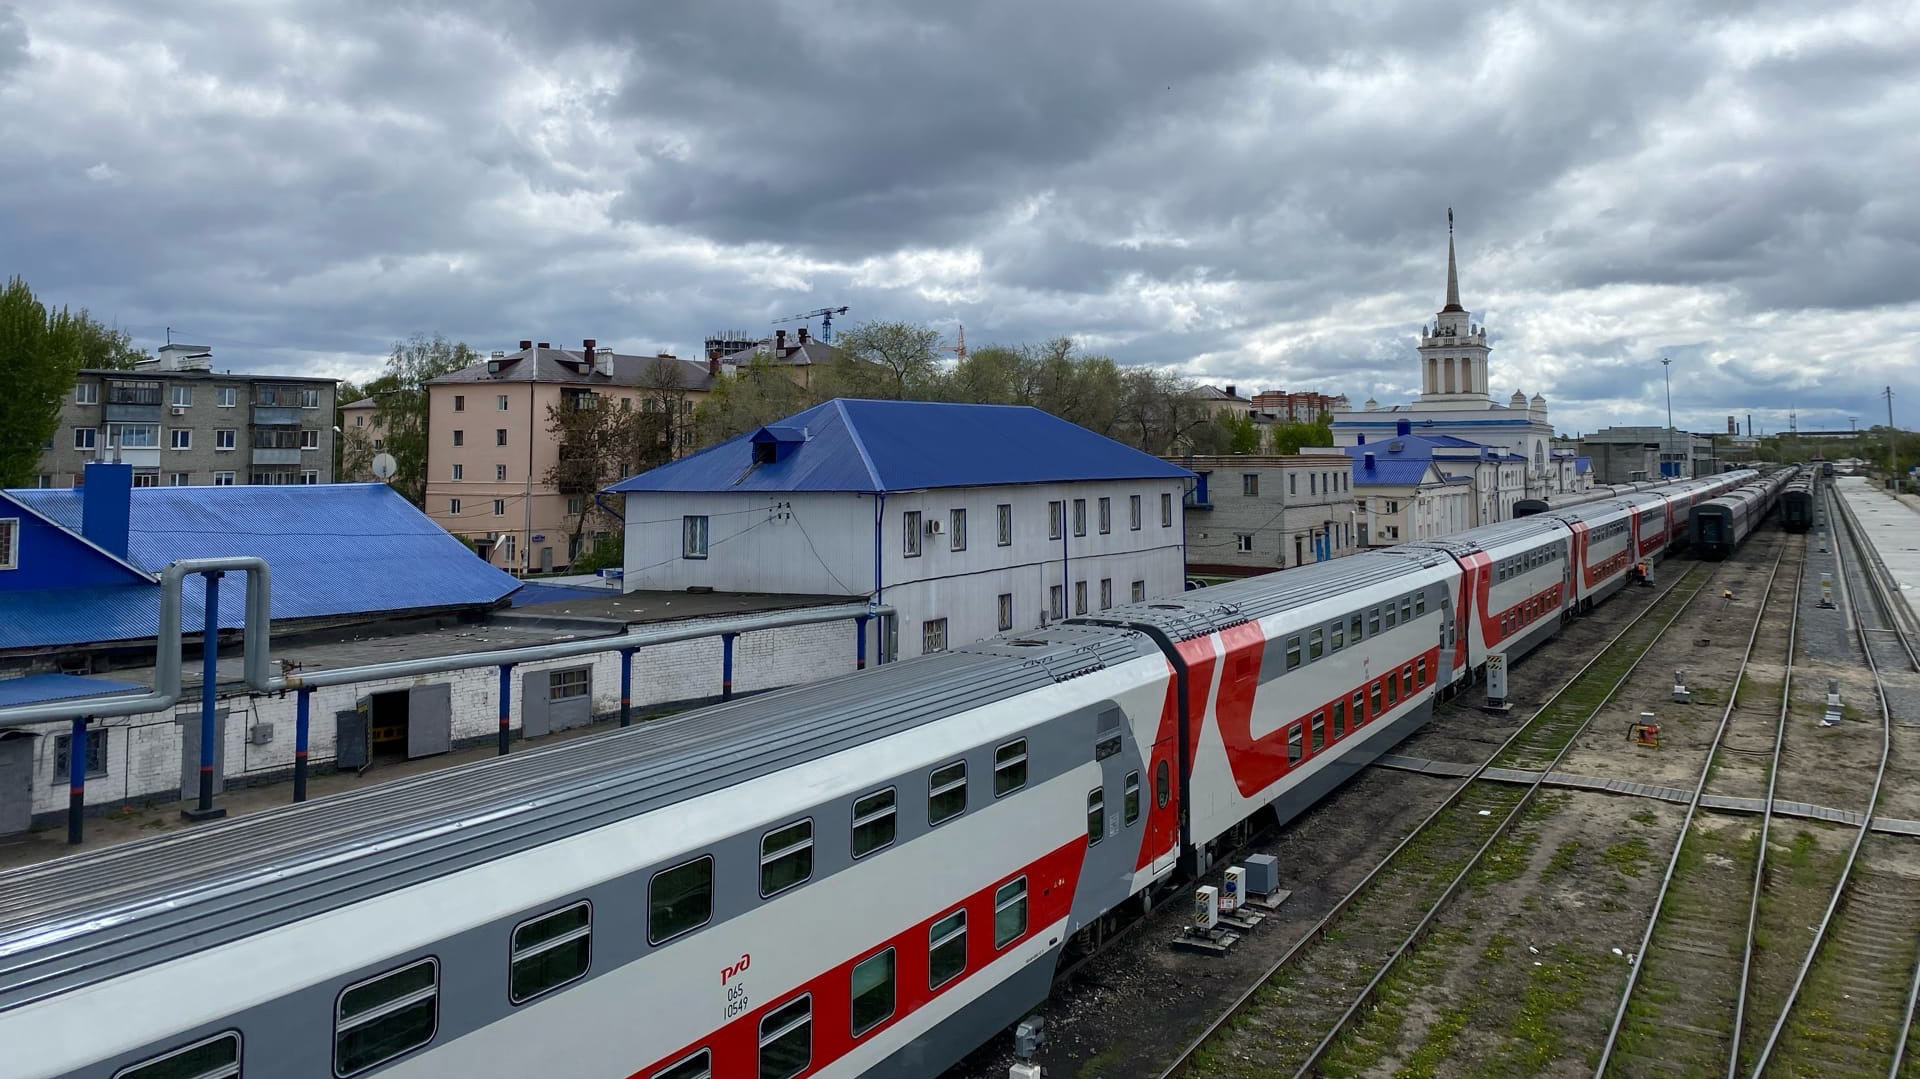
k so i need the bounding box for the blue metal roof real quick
[1575,457,1592,475]
[608,399,1196,494]
[1352,459,1439,486]
[0,673,146,708]
[2,484,520,649]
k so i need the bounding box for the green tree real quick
[0,277,89,486]
[1266,414,1334,455]
[1220,411,1262,454]
[74,319,150,370]
[692,356,810,445]
[371,334,475,504]
[828,320,942,399]
[544,395,664,560]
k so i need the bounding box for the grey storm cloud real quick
[1,0,1917,437]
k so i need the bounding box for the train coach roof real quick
[0,623,1151,1011]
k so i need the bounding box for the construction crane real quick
[941,324,967,362]
[774,305,849,342]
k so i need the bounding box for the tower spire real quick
[1441,207,1465,313]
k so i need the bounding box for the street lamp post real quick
[1661,358,1674,477]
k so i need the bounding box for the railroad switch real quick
[1630,712,1661,747]
[1672,668,1690,704]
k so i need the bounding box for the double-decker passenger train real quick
[0,471,1773,1079]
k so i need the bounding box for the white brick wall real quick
[21,614,861,821]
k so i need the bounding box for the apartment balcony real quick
[251,405,302,426]
[117,448,161,468]
[251,447,302,466]
[104,402,161,423]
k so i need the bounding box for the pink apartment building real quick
[424,340,715,573]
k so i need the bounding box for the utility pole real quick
[1886,386,1897,488]
[1661,358,1674,477]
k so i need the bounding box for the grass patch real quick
[1483,943,1615,1076]
[1630,808,1659,827]
[1603,836,1653,877]
[1545,839,1583,880]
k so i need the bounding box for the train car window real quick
[760,820,815,898]
[851,949,897,1038]
[930,911,968,988]
[852,788,897,858]
[1384,602,1397,629]
[509,901,592,1004]
[649,856,714,945]
[1155,761,1170,808]
[1403,665,1415,691]
[1286,724,1303,765]
[334,958,437,1077]
[1353,691,1366,725]
[1400,597,1412,623]
[1369,608,1381,635]
[1311,712,1326,752]
[1370,682,1383,716]
[758,995,812,1080]
[1333,699,1348,738]
[1387,673,1399,705]
[1351,613,1364,641]
[994,877,1030,949]
[116,1032,241,1079]
[1309,629,1324,661]
[993,740,1029,797]
[1124,771,1141,825]
[654,1048,712,1079]
[1415,593,1426,617]
[929,762,967,826]
[1331,622,1345,651]
[1417,657,1427,685]
[1086,788,1106,845]
[1285,635,1302,670]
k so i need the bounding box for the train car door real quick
[1148,739,1177,877]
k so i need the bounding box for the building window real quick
[509,902,592,1004]
[110,423,159,448]
[1243,474,1259,496]
[453,394,465,412]
[0,518,16,570]
[214,428,236,451]
[74,381,98,405]
[648,856,713,944]
[902,511,922,557]
[452,430,464,447]
[548,667,589,701]
[1130,494,1142,530]
[997,503,1012,546]
[567,496,583,516]
[334,959,438,1076]
[1132,580,1146,603]
[950,508,966,551]
[1100,578,1112,609]
[929,910,967,989]
[994,739,1028,797]
[373,438,384,451]
[169,429,191,450]
[449,498,462,514]
[1289,473,1297,495]
[1049,501,1064,540]
[495,428,508,446]
[852,788,896,858]
[301,429,319,450]
[851,949,896,1038]
[682,515,708,558]
[492,499,506,517]
[74,427,97,451]
[166,472,190,487]
[994,877,1029,949]
[132,472,158,488]
[497,394,510,411]
[1098,497,1111,534]
[301,388,321,409]
[1074,580,1087,615]
[997,593,1013,631]
[1161,492,1173,527]
[1072,498,1087,536]
[1049,584,1064,619]
[215,386,236,408]
[1236,533,1253,553]
[760,819,814,897]
[496,464,508,482]
[300,470,319,485]
[758,996,812,1080]
[213,471,235,486]
[929,761,967,825]
[922,617,947,654]
[170,385,192,407]
[51,727,108,778]
[451,463,463,481]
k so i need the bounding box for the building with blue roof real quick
[0,462,521,668]
[1340,429,1475,545]
[608,398,1196,658]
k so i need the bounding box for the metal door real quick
[336,704,370,769]
[407,683,452,758]
[0,735,32,837]
[1149,736,1178,877]
[178,709,229,798]
[540,546,554,572]
[521,673,552,739]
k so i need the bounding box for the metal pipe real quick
[618,647,634,727]
[497,663,512,755]
[0,556,271,728]
[183,571,227,821]
[67,717,87,845]
[721,632,738,701]
[294,687,311,802]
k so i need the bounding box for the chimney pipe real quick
[583,338,596,363]
[81,461,133,560]
[536,342,550,350]
[709,349,721,377]
[776,329,787,354]
[519,340,533,350]
[798,327,809,345]
[1357,433,1366,445]
[1225,384,1237,399]
[1397,419,1412,436]
[1363,452,1376,470]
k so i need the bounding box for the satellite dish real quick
[371,453,398,481]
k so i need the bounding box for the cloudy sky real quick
[3,0,1917,436]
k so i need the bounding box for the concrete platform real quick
[1834,476,1920,629]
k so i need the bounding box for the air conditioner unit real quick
[170,406,186,416]
[925,518,943,535]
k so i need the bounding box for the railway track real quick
[1751,481,1920,1079]
[1595,536,1800,1077]
[1159,557,1731,1079]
